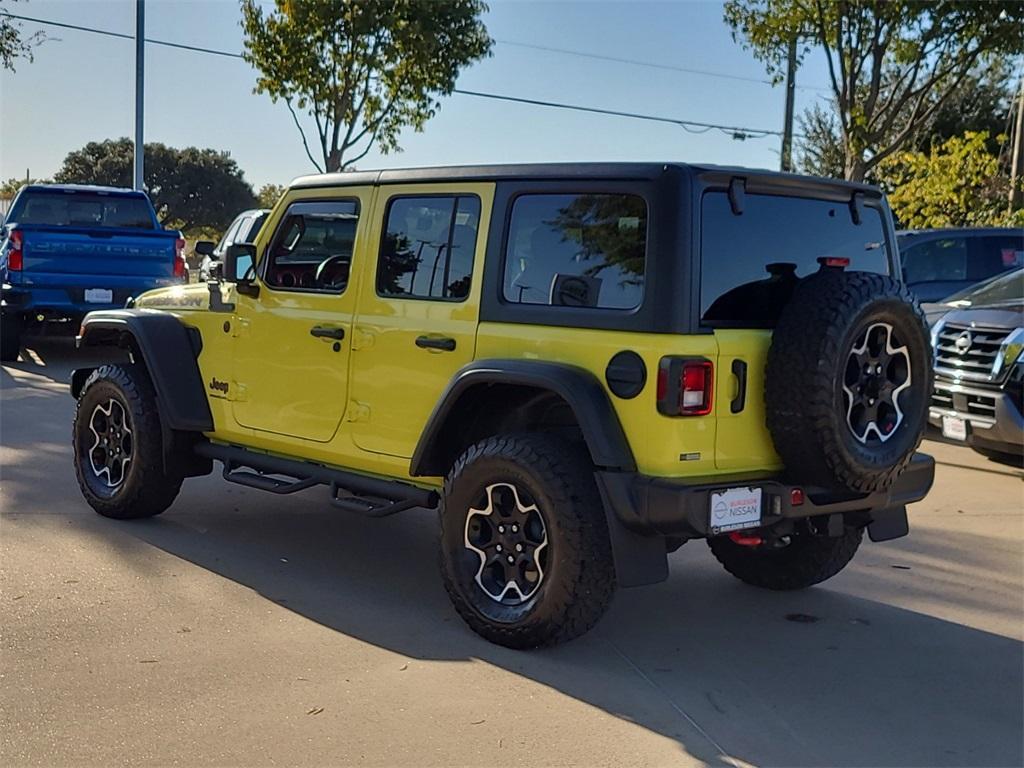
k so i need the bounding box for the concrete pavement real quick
[2,338,1022,767]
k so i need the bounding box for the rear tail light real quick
[657,357,713,416]
[173,237,186,278]
[7,230,23,271]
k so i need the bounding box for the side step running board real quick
[195,442,439,511]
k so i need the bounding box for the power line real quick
[452,88,788,138]
[494,38,831,93]
[2,12,245,58]
[3,11,795,140]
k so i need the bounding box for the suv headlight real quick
[993,327,1024,379]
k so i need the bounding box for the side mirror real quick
[194,240,216,257]
[222,243,259,297]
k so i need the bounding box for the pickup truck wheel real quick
[439,434,615,648]
[73,364,183,519]
[1,313,22,362]
[708,526,862,590]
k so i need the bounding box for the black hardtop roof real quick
[290,162,880,197]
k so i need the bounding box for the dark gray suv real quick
[929,268,1023,463]
[898,227,1023,302]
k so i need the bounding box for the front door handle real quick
[415,335,456,352]
[310,325,345,340]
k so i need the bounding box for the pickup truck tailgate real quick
[21,227,177,278]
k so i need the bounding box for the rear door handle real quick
[415,335,456,352]
[730,359,748,413]
[310,326,345,340]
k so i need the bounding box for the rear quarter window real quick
[503,192,647,310]
[700,192,890,327]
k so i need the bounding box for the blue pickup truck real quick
[1,184,187,361]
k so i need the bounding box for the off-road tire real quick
[708,527,863,590]
[1,312,21,362]
[439,434,616,648]
[73,364,183,519]
[766,269,931,493]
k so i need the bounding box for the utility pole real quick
[133,0,145,192]
[1010,77,1023,213]
[780,37,797,173]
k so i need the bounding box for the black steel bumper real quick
[596,452,936,539]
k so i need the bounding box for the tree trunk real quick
[845,153,867,183]
[326,148,342,173]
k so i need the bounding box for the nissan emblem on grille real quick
[954,330,972,354]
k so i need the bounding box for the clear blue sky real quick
[0,0,835,190]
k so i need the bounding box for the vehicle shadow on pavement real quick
[3,349,1022,768]
[6,469,1022,767]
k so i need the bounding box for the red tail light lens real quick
[173,237,186,278]
[7,230,23,271]
[657,357,713,416]
[680,361,713,415]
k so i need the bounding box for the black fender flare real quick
[73,309,213,433]
[410,359,636,477]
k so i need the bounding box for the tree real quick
[240,0,492,173]
[797,63,1019,178]
[257,183,285,209]
[1,0,45,72]
[877,131,1024,229]
[54,138,257,234]
[724,0,1024,181]
[0,176,49,199]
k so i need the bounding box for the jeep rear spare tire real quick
[766,269,931,493]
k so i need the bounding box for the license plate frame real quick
[941,415,968,441]
[84,288,114,304]
[709,486,763,534]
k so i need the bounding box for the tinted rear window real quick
[701,192,889,327]
[8,190,155,229]
[503,193,647,310]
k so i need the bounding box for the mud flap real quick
[867,505,909,542]
[595,473,669,587]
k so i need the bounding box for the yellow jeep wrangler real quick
[70,163,935,647]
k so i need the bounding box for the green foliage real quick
[53,138,257,235]
[797,62,1018,179]
[240,0,492,172]
[878,131,1024,229]
[1,0,45,72]
[257,183,285,209]
[725,0,1024,181]
[0,176,49,199]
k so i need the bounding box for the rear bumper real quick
[596,452,936,539]
[1,277,182,319]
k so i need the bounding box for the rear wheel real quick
[439,434,615,648]
[73,364,183,519]
[708,525,863,590]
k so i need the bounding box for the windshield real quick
[942,268,1023,307]
[8,190,156,229]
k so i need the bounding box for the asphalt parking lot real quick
[2,337,1022,768]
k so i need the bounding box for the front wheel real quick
[708,525,863,591]
[439,434,616,648]
[73,364,183,519]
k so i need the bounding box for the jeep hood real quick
[133,282,214,311]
